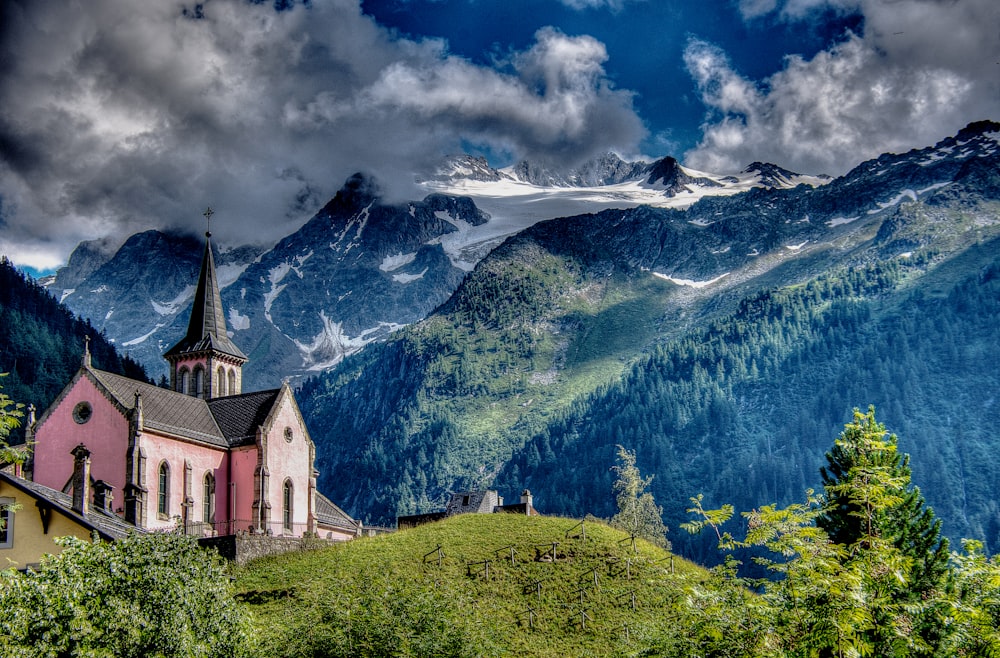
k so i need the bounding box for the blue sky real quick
[0,0,996,272]
[362,0,863,160]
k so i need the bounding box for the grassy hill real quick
[233,514,746,657]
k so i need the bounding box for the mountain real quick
[294,121,1000,558]
[50,153,823,389]
[0,257,149,439]
[45,231,264,386]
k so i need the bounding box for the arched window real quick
[192,366,204,398]
[227,369,237,395]
[157,462,170,517]
[203,472,215,525]
[282,479,294,533]
[217,366,227,397]
[178,368,190,395]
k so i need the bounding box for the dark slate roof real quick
[90,369,281,449]
[445,490,498,516]
[90,369,228,447]
[315,492,360,532]
[0,471,136,540]
[207,389,281,447]
[164,237,246,361]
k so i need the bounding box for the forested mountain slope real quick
[299,122,1000,553]
[0,258,149,440]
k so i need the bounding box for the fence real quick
[180,518,314,538]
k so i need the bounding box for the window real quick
[203,473,215,525]
[0,498,13,549]
[72,401,93,424]
[192,367,204,398]
[217,366,227,396]
[178,368,190,395]
[284,427,293,443]
[157,462,170,518]
[228,369,237,395]
[282,480,293,533]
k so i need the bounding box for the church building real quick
[26,215,359,541]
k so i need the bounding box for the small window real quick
[192,367,204,399]
[217,366,227,396]
[284,427,293,443]
[203,473,215,525]
[228,369,237,395]
[282,480,293,533]
[157,462,170,518]
[462,495,470,507]
[72,401,93,424]
[0,497,14,549]
[178,368,190,395]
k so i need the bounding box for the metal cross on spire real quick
[203,206,214,238]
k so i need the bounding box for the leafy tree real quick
[0,374,25,466]
[0,532,255,658]
[610,445,670,549]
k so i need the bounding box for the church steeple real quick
[164,208,247,399]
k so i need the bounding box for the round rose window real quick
[72,401,93,424]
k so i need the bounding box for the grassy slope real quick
[234,514,715,657]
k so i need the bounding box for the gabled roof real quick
[88,369,281,449]
[207,389,282,447]
[90,369,228,447]
[315,492,360,532]
[0,471,136,541]
[163,236,246,362]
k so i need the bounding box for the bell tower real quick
[163,208,248,399]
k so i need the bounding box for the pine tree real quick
[817,406,950,652]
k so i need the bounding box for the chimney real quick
[520,489,533,512]
[71,444,91,516]
[93,480,114,514]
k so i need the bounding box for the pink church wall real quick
[33,376,131,504]
[141,433,228,533]
[262,393,314,536]
[229,445,259,534]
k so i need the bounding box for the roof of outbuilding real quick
[315,492,360,532]
[0,471,137,541]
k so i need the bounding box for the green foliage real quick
[610,445,670,549]
[0,532,254,658]
[0,374,26,466]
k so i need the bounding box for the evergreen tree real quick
[610,445,670,549]
[817,406,950,652]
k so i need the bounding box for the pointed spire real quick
[163,208,246,362]
[133,390,144,432]
[82,335,92,368]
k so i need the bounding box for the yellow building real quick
[0,450,134,570]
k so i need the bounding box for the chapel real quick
[25,214,358,541]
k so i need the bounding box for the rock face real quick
[50,174,489,389]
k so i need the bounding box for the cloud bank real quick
[686,0,999,175]
[0,0,644,269]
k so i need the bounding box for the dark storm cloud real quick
[0,0,646,269]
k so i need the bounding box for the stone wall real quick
[199,533,328,565]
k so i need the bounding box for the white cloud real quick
[687,0,999,175]
[0,1,645,270]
